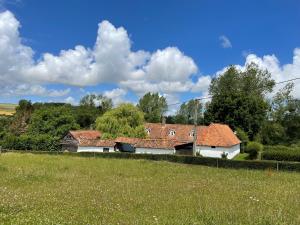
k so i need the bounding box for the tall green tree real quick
[80,94,113,114]
[137,92,168,123]
[76,94,113,128]
[28,105,80,138]
[175,100,203,124]
[96,103,146,138]
[204,64,275,139]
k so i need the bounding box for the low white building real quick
[61,130,115,152]
[62,123,241,159]
[145,123,241,159]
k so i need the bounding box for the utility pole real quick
[192,99,199,156]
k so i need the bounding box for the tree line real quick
[0,63,299,150]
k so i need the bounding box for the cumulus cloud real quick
[219,35,232,48]
[217,49,300,98]
[103,88,127,105]
[64,96,77,105]
[1,84,70,97]
[0,10,199,99]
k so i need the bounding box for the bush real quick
[262,145,300,162]
[221,152,228,159]
[1,134,61,151]
[245,142,263,159]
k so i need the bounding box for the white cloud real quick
[103,88,127,105]
[0,84,70,97]
[219,35,232,48]
[0,10,199,98]
[217,49,300,98]
[64,96,77,105]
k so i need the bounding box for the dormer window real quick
[169,129,176,136]
[145,128,151,135]
[189,130,195,137]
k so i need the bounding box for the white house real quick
[144,123,241,159]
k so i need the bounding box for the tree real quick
[80,94,113,114]
[76,94,113,128]
[96,103,146,138]
[175,100,203,124]
[28,105,80,138]
[9,99,33,135]
[137,92,168,123]
[204,64,275,139]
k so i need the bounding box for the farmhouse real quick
[61,130,115,153]
[144,123,241,159]
[62,123,241,159]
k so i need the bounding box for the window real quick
[145,128,151,135]
[169,129,176,136]
[103,147,110,152]
[211,146,216,149]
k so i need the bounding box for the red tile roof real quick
[70,130,101,140]
[197,123,241,147]
[145,123,240,147]
[75,138,115,147]
[115,137,141,145]
[135,139,176,150]
[67,123,240,149]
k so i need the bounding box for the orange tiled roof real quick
[197,123,241,147]
[145,123,240,147]
[77,139,115,147]
[135,139,176,150]
[115,137,141,145]
[70,130,101,140]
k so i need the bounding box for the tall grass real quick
[0,153,299,224]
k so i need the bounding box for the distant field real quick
[0,103,17,115]
[0,153,299,224]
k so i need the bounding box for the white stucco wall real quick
[77,146,115,153]
[135,148,175,155]
[196,144,240,159]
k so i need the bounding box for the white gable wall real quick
[196,144,240,159]
[135,147,175,155]
[77,146,115,153]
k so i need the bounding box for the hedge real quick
[2,150,300,172]
[262,145,300,162]
[0,134,60,151]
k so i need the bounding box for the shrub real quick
[262,146,300,162]
[221,152,228,159]
[1,134,61,151]
[245,142,263,159]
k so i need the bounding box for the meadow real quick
[0,103,16,116]
[0,153,299,225]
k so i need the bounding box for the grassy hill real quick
[0,153,299,224]
[0,103,17,116]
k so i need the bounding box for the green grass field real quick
[0,153,299,224]
[0,103,17,115]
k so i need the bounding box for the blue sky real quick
[0,0,299,112]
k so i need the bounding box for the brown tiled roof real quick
[145,123,240,147]
[197,123,241,147]
[70,130,101,140]
[135,139,176,150]
[78,139,115,147]
[115,137,141,145]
